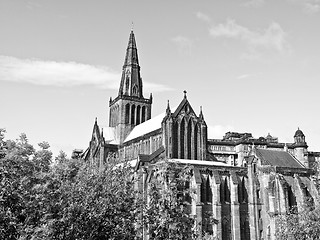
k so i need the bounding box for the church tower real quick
[109,31,152,144]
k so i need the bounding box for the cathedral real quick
[82,30,320,240]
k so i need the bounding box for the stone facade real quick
[83,31,320,240]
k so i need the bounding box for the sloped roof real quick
[255,148,304,168]
[124,106,177,143]
[99,126,118,144]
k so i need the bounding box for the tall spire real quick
[118,30,143,97]
[123,31,139,67]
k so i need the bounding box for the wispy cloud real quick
[293,0,320,14]
[209,19,291,54]
[237,74,252,80]
[0,56,172,92]
[196,12,211,23]
[172,36,193,54]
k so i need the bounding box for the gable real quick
[172,98,197,119]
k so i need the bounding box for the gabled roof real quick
[255,148,304,168]
[124,106,177,143]
[172,96,196,118]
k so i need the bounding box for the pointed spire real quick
[183,90,187,99]
[118,30,143,97]
[123,30,139,67]
[95,117,98,124]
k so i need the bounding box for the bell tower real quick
[109,31,152,144]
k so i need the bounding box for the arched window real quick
[125,104,130,124]
[141,106,146,123]
[173,121,178,158]
[239,177,248,203]
[187,119,192,159]
[125,77,129,94]
[132,85,138,96]
[136,105,141,125]
[201,176,207,203]
[180,119,185,159]
[131,105,136,125]
[206,176,212,203]
[224,178,230,203]
[194,124,198,160]
[288,186,297,212]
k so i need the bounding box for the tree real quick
[141,160,198,240]
[275,201,320,240]
[0,132,48,240]
[30,158,138,240]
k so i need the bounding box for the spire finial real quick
[95,117,97,123]
[131,21,134,31]
[183,90,187,99]
[166,100,171,114]
[199,106,204,120]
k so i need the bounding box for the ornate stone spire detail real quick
[118,30,143,97]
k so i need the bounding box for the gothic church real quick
[83,31,320,240]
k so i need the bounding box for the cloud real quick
[0,56,172,92]
[237,74,252,80]
[299,0,320,14]
[286,0,320,14]
[207,125,235,139]
[172,36,193,54]
[196,12,211,22]
[209,19,291,54]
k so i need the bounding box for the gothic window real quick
[206,176,212,203]
[187,119,192,159]
[304,187,314,208]
[180,119,185,159]
[131,105,136,125]
[240,177,248,203]
[125,76,129,94]
[132,85,138,96]
[201,176,206,203]
[141,106,146,123]
[136,105,141,125]
[173,121,178,158]
[194,124,198,160]
[220,177,230,203]
[288,186,297,212]
[125,104,130,124]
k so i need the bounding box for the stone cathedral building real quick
[83,31,320,240]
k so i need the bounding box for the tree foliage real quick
[275,202,320,240]
[0,130,202,239]
[140,160,198,240]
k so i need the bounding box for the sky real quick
[1,0,320,156]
